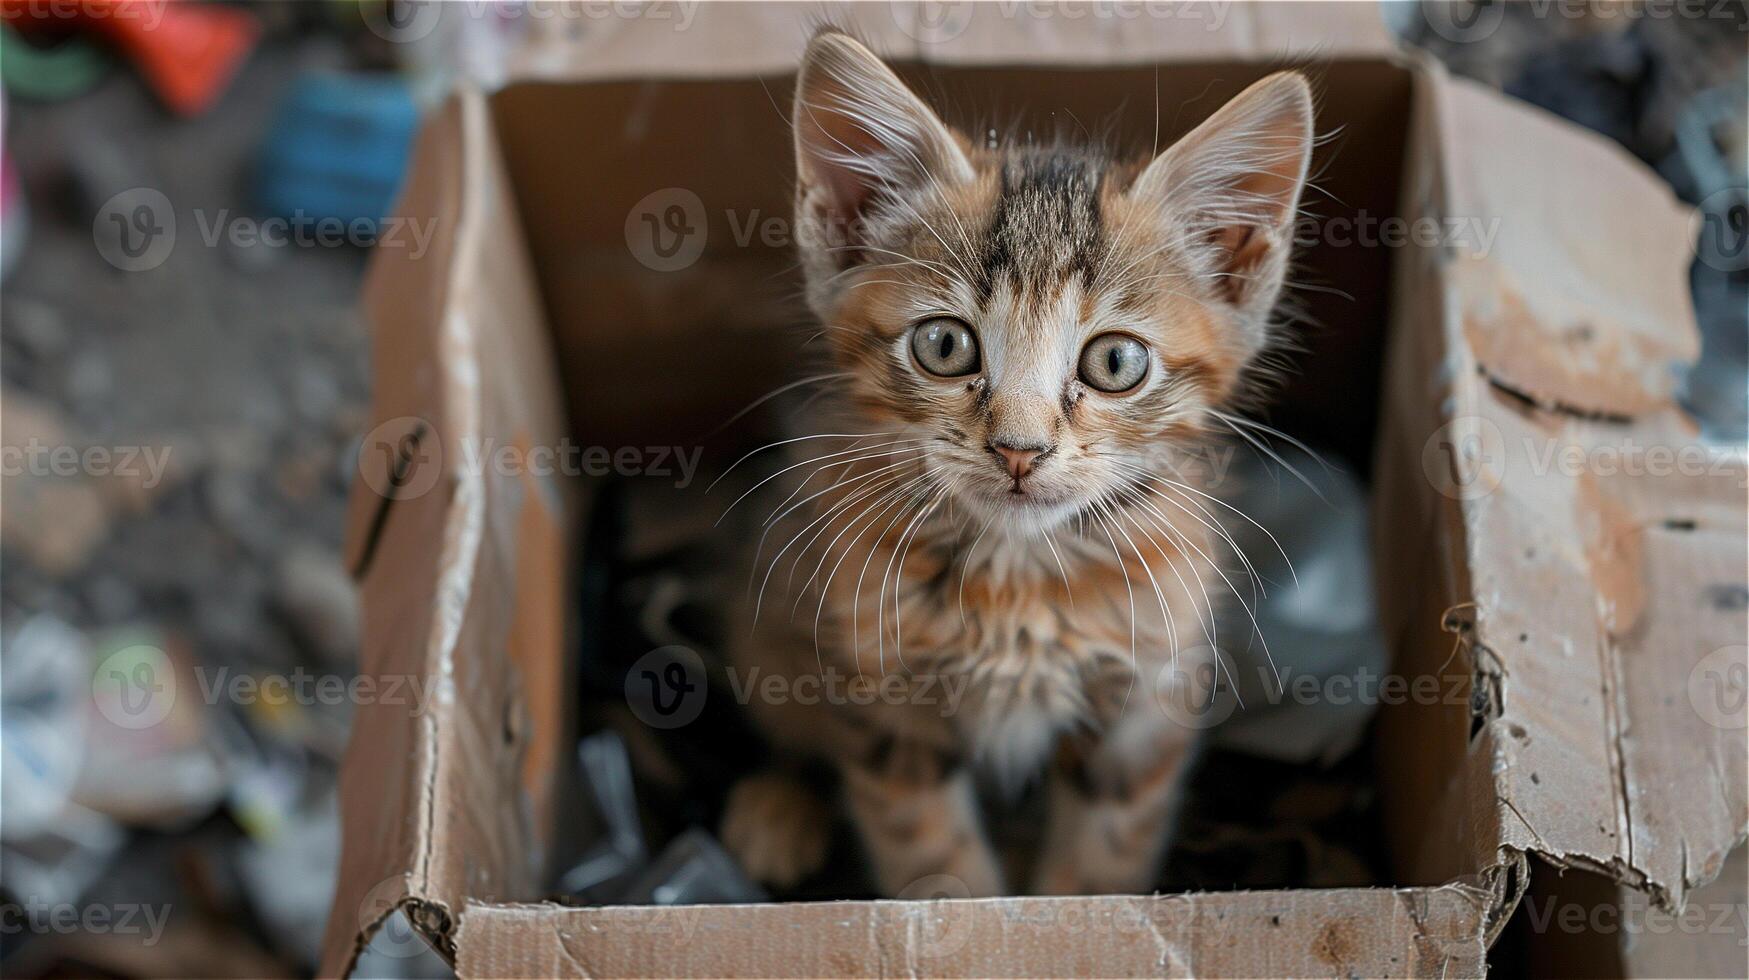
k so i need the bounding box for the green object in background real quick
[0,24,110,102]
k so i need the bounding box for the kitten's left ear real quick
[1132,72,1313,337]
[793,32,973,256]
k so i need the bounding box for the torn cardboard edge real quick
[323,85,573,978]
[319,5,1745,977]
[453,884,1493,979]
[348,894,454,967]
[1429,74,1747,914]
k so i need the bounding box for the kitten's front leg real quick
[842,734,1005,897]
[1029,710,1199,895]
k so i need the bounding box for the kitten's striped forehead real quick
[974,147,1107,305]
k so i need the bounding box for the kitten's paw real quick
[720,772,832,889]
[885,845,1006,899]
[1029,798,1173,895]
[1029,847,1160,896]
[1030,857,1153,896]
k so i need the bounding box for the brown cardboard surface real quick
[321,6,1745,978]
[1370,54,1495,895]
[321,90,574,978]
[455,886,1488,979]
[504,1,1398,81]
[1433,77,1748,911]
[325,96,469,980]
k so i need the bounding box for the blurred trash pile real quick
[1398,0,1749,440]
[561,726,768,908]
[0,2,442,976]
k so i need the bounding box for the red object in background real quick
[1,88,22,281]
[0,0,259,116]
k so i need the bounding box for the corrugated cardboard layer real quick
[456,887,1488,979]
[320,91,575,978]
[320,9,1424,974]
[320,5,1743,977]
[1433,77,1747,909]
[505,0,1398,80]
[1371,58,1493,895]
[323,95,469,980]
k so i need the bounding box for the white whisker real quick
[1088,504,1138,715]
[705,372,850,440]
[716,439,916,526]
[708,431,893,494]
[957,512,997,630]
[884,485,948,673]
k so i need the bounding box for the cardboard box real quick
[320,4,1746,976]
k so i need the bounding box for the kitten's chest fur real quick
[817,516,1215,781]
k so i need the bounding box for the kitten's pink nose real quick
[990,439,1050,482]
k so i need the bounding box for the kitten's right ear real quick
[793,31,971,250]
[1130,72,1313,340]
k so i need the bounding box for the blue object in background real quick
[254,72,418,234]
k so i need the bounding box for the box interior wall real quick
[490,60,1413,476]
[482,57,1447,891]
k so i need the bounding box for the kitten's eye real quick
[910,317,980,377]
[1078,333,1149,393]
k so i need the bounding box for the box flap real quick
[455,885,1489,979]
[501,0,1398,81]
[1430,74,1748,911]
[322,89,575,978]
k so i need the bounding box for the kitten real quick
[720,31,1313,897]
